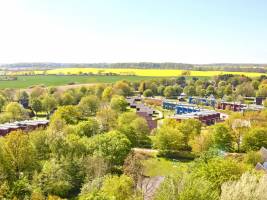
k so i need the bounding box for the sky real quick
[0,0,267,64]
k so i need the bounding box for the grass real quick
[0,75,157,89]
[143,157,188,177]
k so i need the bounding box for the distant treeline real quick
[194,65,267,73]
[1,62,267,73]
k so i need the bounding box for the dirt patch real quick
[23,83,108,93]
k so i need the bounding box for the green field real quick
[0,75,156,89]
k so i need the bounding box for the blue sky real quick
[0,0,267,64]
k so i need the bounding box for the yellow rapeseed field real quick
[43,68,264,77]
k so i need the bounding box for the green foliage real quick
[87,131,131,166]
[183,85,196,96]
[113,81,133,97]
[257,84,267,97]
[173,85,183,96]
[153,119,202,154]
[5,102,29,121]
[178,119,202,146]
[0,181,10,199]
[102,86,113,101]
[252,80,260,89]
[10,176,32,199]
[61,92,75,105]
[118,112,150,147]
[63,134,89,157]
[153,126,186,152]
[79,175,138,200]
[29,129,50,161]
[154,173,219,200]
[50,105,81,125]
[195,157,246,191]
[0,131,38,183]
[101,175,135,200]
[212,124,234,151]
[206,85,216,96]
[243,151,264,167]
[224,84,233,95]
[236,82,255,97]
[163,86,176,98]
[79,192,111,200]
[30,98,43,114]
[74,118,100,137]
[78,95,99,117]
[42,95,57,115]
[190,131,213,154]
[96,107,118,132]
[110,95,128,112]
[157,85,165,96]
[33,158,73,197]
[143,89,153,97]
[0,112,12,123]
[0,94,6,112]
[94,84,104,98]
[242,127,267,151]
[178,176,219,200]
[82,156,109,182]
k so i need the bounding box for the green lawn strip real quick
[143,156,189,177]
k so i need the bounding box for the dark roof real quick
[0,119,49,133]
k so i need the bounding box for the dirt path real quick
[133,148,159,154]
[23,82,108,93]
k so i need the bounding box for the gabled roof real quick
[255,162,266,171]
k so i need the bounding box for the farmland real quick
[0,71,267,199]
[0,75,156,89]
[2,67,265,89]
[8,67,266,77]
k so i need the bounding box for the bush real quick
[242,128,267,151]
[143,89,153,97]
[158,150,195,160]
[74,118,100,137]
[221,173,267,200]
[243,151,263,166]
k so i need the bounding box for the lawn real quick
[0,75,155,89]
[40,68,266,77]
[143,157,188,177]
